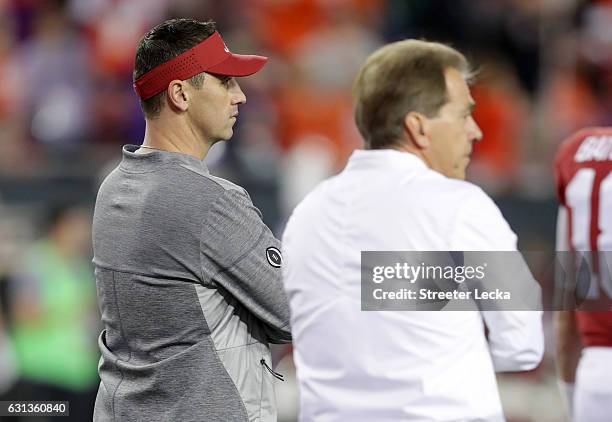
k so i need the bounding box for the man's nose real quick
[469,116,483,143]
[232,82,246,105]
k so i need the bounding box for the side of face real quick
[185,73,246,143]
[405,67,483,180]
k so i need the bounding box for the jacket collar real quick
[345,148,428,173]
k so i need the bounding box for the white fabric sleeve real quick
[450,187,544,371]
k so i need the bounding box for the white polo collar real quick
[345,148,428,172]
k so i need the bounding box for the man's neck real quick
[138,116,213,160]
[390,143,428,165]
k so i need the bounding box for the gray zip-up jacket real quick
[92,145,292,422]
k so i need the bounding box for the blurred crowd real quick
[0,0,611,420]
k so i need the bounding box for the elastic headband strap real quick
[133,32,230,100]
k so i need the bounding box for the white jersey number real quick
[565,169,612,298]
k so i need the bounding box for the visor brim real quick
[207,54,268,77]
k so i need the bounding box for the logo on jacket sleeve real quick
[266,247,282,268]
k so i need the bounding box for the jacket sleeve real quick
[200,188,291,343]
[450,186,544,371]
[480,309,544,371]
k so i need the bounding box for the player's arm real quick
[554,206,581,384]
[554,310,580,399]
[450,188,544,371]
[553,205,581,413]
[200,188,291,343]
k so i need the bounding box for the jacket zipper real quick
[260,358,284,381]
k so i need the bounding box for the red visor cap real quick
[134,31,268,100]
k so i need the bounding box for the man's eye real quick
[222,78,231,87]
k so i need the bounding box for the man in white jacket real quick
[281,40,543,421]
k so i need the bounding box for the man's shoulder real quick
[178,162,247,195]
[288,167,491,220]
[415,176,507,238]
[283,175,341,237]
[555,127,612,172]
[408,169,490,207]
[147,160,246,204]
[290,174,340,212]
[416,174,512,237]
[445,178,503,217]
[553,127,612,200]
[446,180,516,249]
[94,161,253,226]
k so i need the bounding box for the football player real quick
[554,127,612,422]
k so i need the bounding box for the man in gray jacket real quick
[92,18,291,422]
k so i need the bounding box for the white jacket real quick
[282,149,543,422]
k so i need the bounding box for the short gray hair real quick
[353,39,473,149]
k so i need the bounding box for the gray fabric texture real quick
[92,145,291,422]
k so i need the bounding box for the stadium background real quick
[1,0,611,420]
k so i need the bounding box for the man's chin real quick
[216,129,233,142]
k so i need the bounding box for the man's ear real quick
[403,111,430,149]
[166,80,189,112]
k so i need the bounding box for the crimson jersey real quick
[554,127,612,347]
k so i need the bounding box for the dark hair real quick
[133,18,217,119]
[353,39,472,150]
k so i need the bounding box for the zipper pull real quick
[260,358,285,381]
